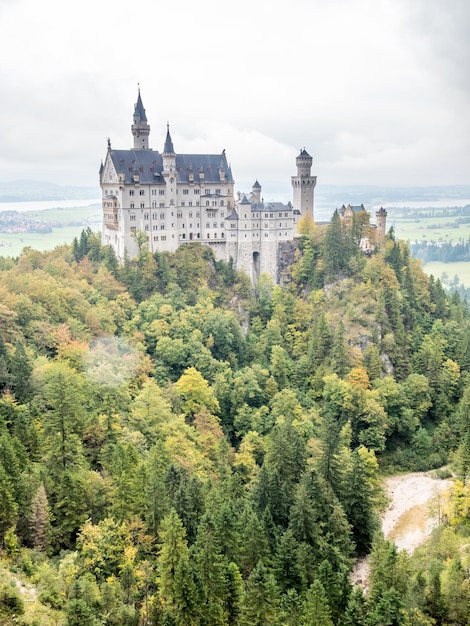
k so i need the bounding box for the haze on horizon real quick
[0,0,469,197]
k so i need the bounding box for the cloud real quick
[0,0,468,188]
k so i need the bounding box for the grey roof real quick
[298,148,311,158]
[163,125,175,154]
[134,91,147,122]
[225,208,239,220]
[251,201,291,213]
[108,149,234,185]
[252,180,261,189]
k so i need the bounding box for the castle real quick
[100,90,386,283]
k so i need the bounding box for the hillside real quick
[0,221,470,624]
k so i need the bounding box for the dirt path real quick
[350,470,452,588]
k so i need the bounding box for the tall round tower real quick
[291,148,316,234]
[375,207,388,242]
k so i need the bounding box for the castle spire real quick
[163,122,175,154]
[131,87,150,150]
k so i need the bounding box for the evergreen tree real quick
[300,579,334,626]
[240,561,280,626]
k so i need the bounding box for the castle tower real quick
[291,148,316,233]
[131,88,150,150]
[162,123,176,173]
[251,180,261,203]
[375,207,388,242]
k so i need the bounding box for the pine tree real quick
[240,561,280,626]
[300,579,334,626]
[157,509,189,612]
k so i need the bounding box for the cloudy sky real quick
[0,0,469,198]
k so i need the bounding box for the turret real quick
[162,123,176,174]
[251,180,261,203]
[131,88,151,150]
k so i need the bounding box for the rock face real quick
[278,239,300,286]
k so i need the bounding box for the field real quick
[391,217,470,244]
[0,203,101,258]
[420,261,470,286]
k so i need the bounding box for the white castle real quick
[100,90,316,284]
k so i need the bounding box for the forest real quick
[1,212,470,624]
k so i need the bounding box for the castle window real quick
[206,201,210,206]
[160,213,165,220]
[220,222,224,228]
[153,213,157,219]
[161,236,166,241]
[212,201,217,206]
[170,199,174,205]
[194,189,200,195]
[160,225,165,230]
[214,233,217,238]
[152,189,157,195]
[231,223,235,228]
[205,189,211,195]
[264,213,268,218]
[159,189,165,195]
[189,212,193,218]
[183,189,189,195]
[144,213,149,220]
[153,225,158,231]
[221,233,224,238]
[213,222,217,228]
[145,225,149,231]
[130,213,136,221]
[206,222,210,228]
[129,190,134,196]
[207,233,210,238]
[220,211,224,217]
[131,226,136,232]
[140,203,145,208]
[181,202,185,207]
[152,202,157,208]
[220,201,224,206]
[154,236,158,241]
[182,234,186,239]
[196,201,200,206]
[139,190,145,196]
[159,202,165,207]
[177,211,182,218]
[196,211,199,217]
[130,203,135,209]
[215,189,221,195]
[189,201,193,207]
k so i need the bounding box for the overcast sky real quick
[1,0,469,198]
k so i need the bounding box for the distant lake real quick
[372,199,470,210]
[0,199,101,213]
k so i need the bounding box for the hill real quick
[0,223,469,624]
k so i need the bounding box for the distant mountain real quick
[0,180,100,202]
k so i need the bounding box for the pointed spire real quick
[134,86,147,122]
[163,123,175,154]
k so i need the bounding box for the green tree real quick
[157,509,189,613]
[300,579,334,626]
[240,561,279,626]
